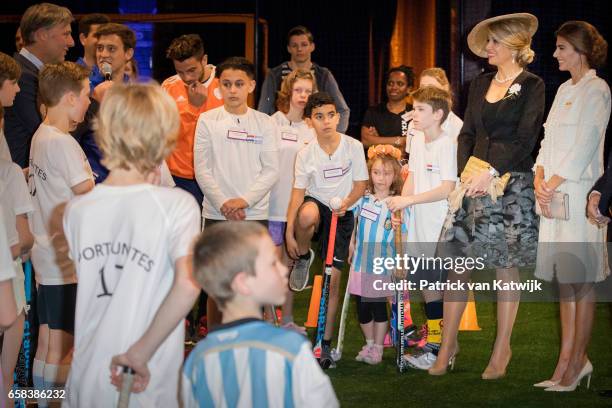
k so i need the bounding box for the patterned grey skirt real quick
[438,172,539,269]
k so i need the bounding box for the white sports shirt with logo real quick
[62,184,200,407]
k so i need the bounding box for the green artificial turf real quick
[291,266,612,408]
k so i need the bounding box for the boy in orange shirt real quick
[162,34,223,207]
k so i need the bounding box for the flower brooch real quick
[502,83,522,100]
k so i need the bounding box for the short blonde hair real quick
[411,86,452,123]
[488,19,535,67]
[95,83,179,174]
[193,222,268,308]
[276,69,317,114]
[420,68,450,90]
[38,62,89,108]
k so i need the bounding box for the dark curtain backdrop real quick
[1,0,609,139]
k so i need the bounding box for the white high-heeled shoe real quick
[533,379,559,388]
[545,360,592,392]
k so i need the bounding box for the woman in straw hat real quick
[533,20,609,392]
[430,13,545,377]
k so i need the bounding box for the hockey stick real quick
[312,197,341,368]
[393,210,406,373]
[331,268,351,361]
[117,366,135,408]
[267,304,279,326]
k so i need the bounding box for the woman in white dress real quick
[533,20,610,392]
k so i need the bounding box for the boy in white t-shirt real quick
[286,92,368,368]
[194,57,279,328]
[0,210,18,406]
[0,157,34,402]
[28,62,95,398]
[0,211,17,330]
[269,69,316,332]
[386,86,457,370]
[62,83,201,407]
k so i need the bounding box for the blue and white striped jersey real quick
[181,319,338,408]
[351,194,408,274]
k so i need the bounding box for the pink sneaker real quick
[355,344,372,362]
[383,332,393,348]
[364,346,383,365]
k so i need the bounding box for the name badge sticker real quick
[323,166,343,179]
[227,130,248,141]
[360,206,379,222]
[363,202,382,215]
[281,132,298,142]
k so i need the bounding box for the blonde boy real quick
[62,83,201,407]
[28,62,94,398]
[182,222,338,407]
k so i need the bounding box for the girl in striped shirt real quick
[347,144,405,365]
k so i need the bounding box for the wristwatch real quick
[488,166,499,177]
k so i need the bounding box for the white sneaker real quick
[404,350,437,370]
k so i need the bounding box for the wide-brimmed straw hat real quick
[467,13,538,58]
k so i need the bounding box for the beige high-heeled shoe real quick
[533,379,559,388]
[428,346,459,376]
[545,360,593,392]
[481,349,512,380]
[427,354,456,376]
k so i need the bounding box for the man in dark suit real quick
[3,3,74,168]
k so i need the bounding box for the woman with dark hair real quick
[430,13,545,378]
[361,65,415,151]
[533,20,610,392]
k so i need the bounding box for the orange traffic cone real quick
[459,290,481,331]
[304,275,323,327]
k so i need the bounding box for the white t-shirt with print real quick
[28,124,93,285]
[62,184,200,408]
[0,158,34,248]
[407,131,457,256]
[294,134,368,209]
[269,112,315,221]
[194,106,279,220]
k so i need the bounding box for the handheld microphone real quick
[101,62,112,81]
